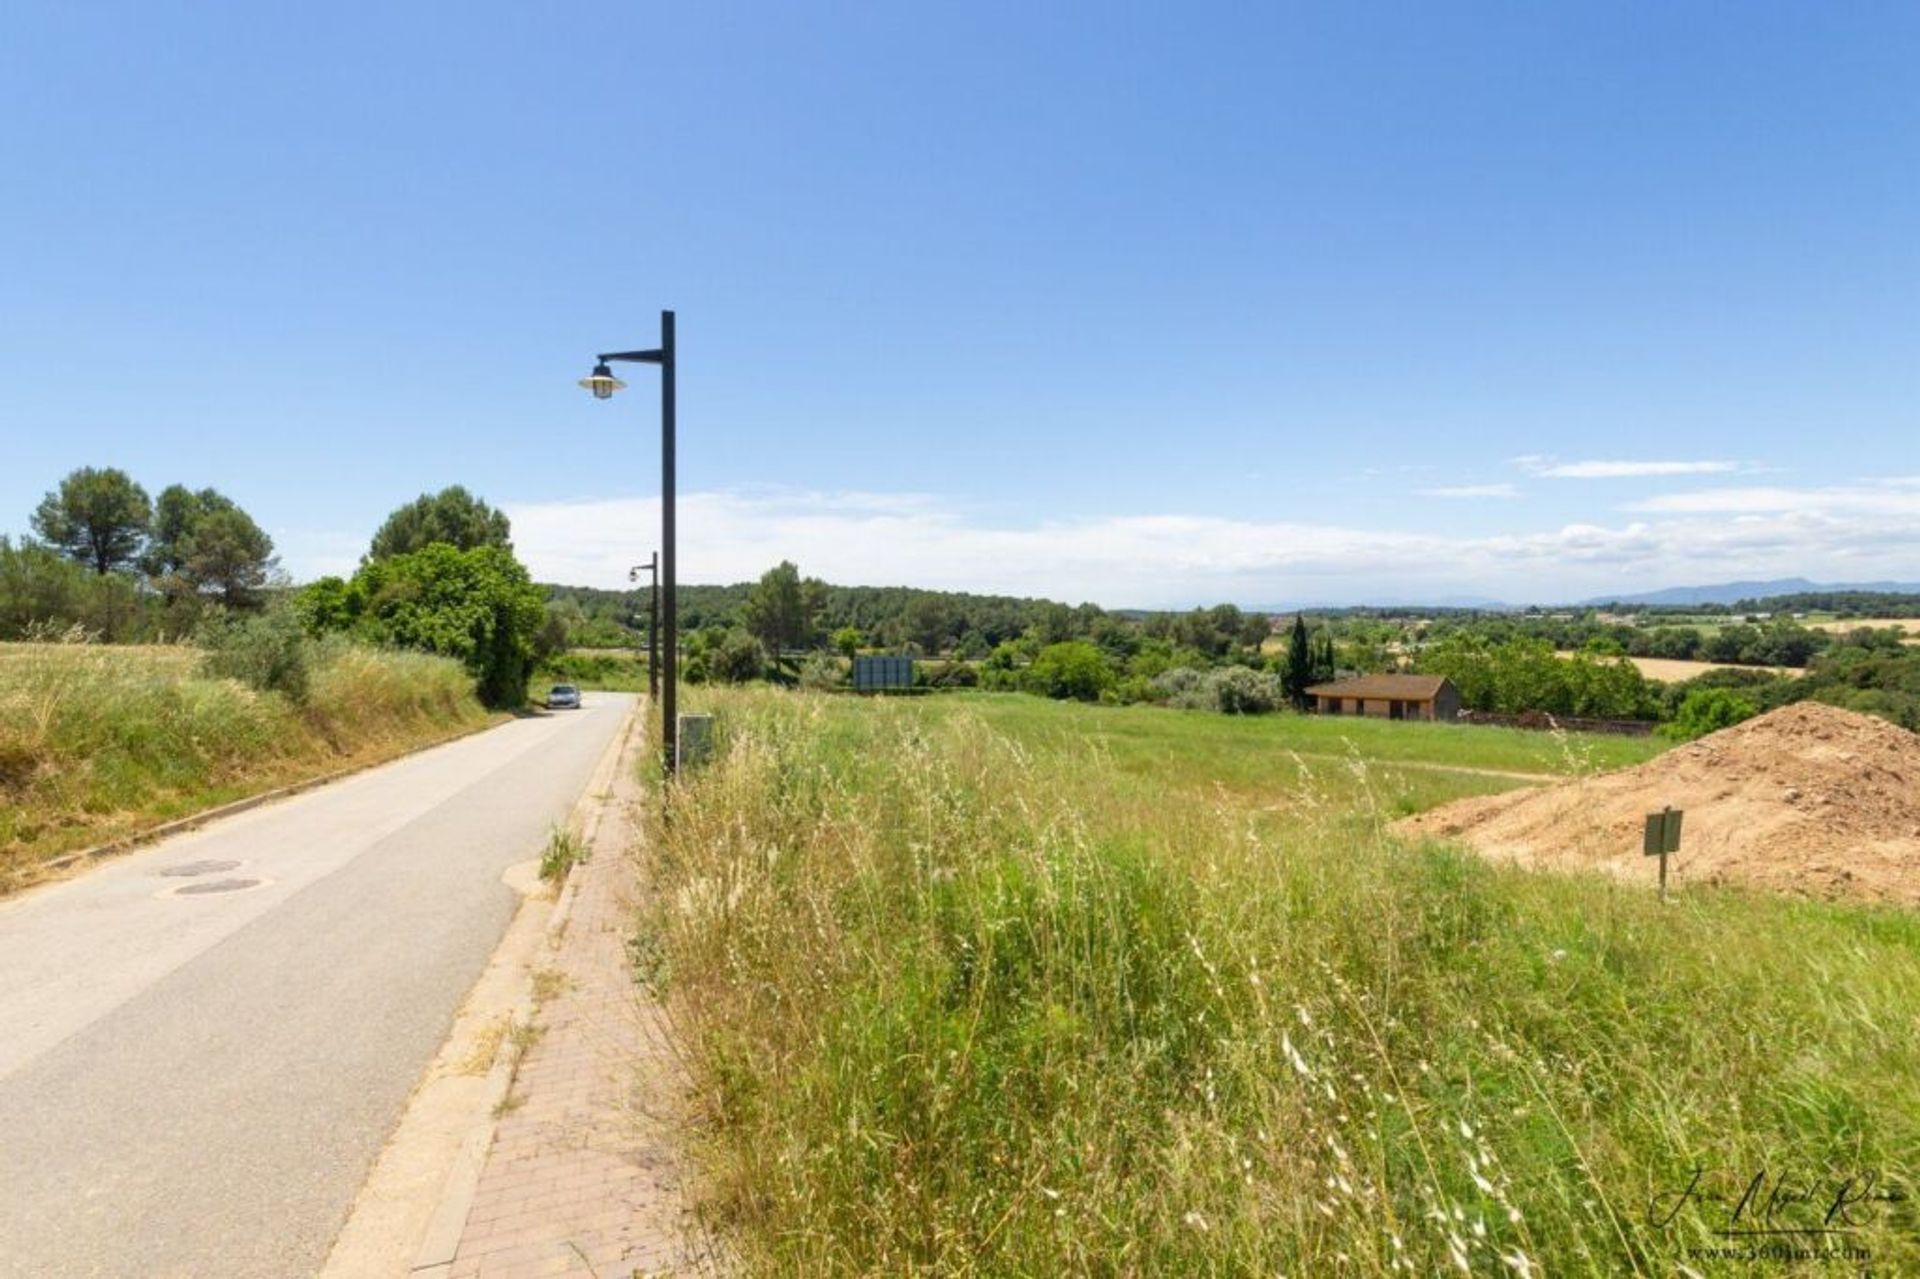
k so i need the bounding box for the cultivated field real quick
[1802,617,1920,641]
[640,690,1920,1274]
[1554,651,1802,682]
[0,640,490,890]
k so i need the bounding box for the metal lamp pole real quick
[582,311,678,775]
[629,552,659,700]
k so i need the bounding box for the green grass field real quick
[915,693,1663,815]
[0,640,492,891]
[641,689,1920,1276]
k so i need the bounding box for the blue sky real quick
[2,3,1915,606]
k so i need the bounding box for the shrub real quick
[1024,641,1115,702]
[919,659,979,689]
[1150,665,1207,707]
[1207,664,1283,714]
[1150,665,1284,713]
[198,602,315,703]
[710,629,766,684]
[798,651,845,690]
[1660,686,1759,740]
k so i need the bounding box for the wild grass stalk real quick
[640,688,1920,1275]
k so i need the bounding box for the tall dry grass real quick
[0,638,488,888]
[641,688,1920,1275]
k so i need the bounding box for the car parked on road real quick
[546,683,582,710]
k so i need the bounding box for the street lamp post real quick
[629,552,659,700]
[581,310,678,775]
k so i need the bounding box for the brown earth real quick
[1397,702,1920,905]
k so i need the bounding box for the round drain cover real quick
[159,859,242,878]
[174,878,260,895]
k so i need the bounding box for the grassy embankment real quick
[0,640,492,891]
[641,690,1920,1274]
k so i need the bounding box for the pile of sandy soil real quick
[1398,702,1920,905]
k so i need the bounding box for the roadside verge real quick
[23,712,512,890]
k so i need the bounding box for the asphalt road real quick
[0,693,636,1279]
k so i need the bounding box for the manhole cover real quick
[159,859,242,878]
[174,878,261,896]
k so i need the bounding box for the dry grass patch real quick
[0,638,490,891]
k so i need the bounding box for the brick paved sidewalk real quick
[431,728,714,1279]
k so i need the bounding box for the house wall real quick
[1312,689,1458,721]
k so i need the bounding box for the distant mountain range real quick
[1574,578,1920,607]
[1254,579,1920,613]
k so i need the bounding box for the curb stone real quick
[409,702,639,1278]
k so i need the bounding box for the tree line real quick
[5,472,549,710]
[2,465,279,640]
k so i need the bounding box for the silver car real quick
[546,683,582,710]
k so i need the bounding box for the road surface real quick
[0,694,636,1278]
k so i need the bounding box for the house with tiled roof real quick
[1304,673,1460,722]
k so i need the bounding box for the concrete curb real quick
[35,713,513,880]
[410,701,640,1279]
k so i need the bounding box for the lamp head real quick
[578,361,626,400]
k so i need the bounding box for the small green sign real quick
[1643,807,1683,856]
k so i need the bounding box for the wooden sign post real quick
[1643,806,1683,902]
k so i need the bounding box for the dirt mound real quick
[1398,702,1920,904]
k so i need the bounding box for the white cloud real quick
[473,486,1920,607]
[1417,483,1520,499]
[1626,479,1920,516]
[1517,458,1742,479]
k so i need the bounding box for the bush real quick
[1150,665,1207,707]
[1660,687,1759,740]
[918,659,980,689]
[1151,665,1284,713]
[1208,665,1283,714]
[1024,641,1115,702]
[798,651,844,690]
[710,629,766,684]
[198,603,316,703]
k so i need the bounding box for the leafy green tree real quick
[1310,629,1337,684]
[134,485,277,607]
[710,628,766,683]
[1025,641,1115,702]
[180,505,277,607]
[534,604,572,662]
[145,485,229,578]
[904,594,958,655]
[1661,687,1759,741]
[1029,602,1077,646]
[831,626,864,659]
[367,486,512,560]
[340,543,544,706]
[0,535,145,640]
[31,467,151,574]
[297,575,359,634]
[742,561,826,653]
